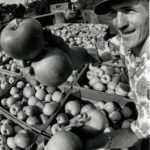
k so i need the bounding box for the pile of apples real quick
[0,58,22,73]
[43,98,136,150]
[0,114,33,149]
[0,80,65,126]
[49,98,136,135]
[48,23,109,48]
[0,51,10,65]
[82,63,133,99]
[0,74,16,94]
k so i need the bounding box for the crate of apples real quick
[41,94,137,150]
[0,79,65,129]
[0,113,37,150]
[76,63,134,99]
[47,23,109,48]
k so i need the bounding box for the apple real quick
[121,106,133,119]
[23,106,38,116]
[80,109,108,135]
[43,102,58,116]
[31,47,73,87]
[35,89,46,101]
[46,86,56,94]
[26,116,40,125]
[52,91,63,103]
[100,74,111,84]
[14,132,31,148]
[89,77,100,87]
[10,102,22,116]
[14,125,23,134]
[109,111,122,122]
[93,82,106,92]
[1,119,13,126]
[86,71,94,80]
[13,93,22,101]
[28,96,39,106]
[17,110,27,121]
[8,76,16,84]
[45,131,83,150]
[65,100,81,116]
[16,81,25,89]
[94,68,104,78]
[106,88,115,94]
[50,123,62,135]
[1,81,9,89]
[23,86,35,98]
[7,137,18,149]
[6,96,18,107]
[45,94,52,102]
[1,98,7,107]
[103,102,117,114]
[94,101,105,109]
[107,81,117,90]
[0,18,44,60]
[56,113,69,126]
[80,104,95,114]
[1,124,13,136]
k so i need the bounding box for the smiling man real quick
[82,0,150,149]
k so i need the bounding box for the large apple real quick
[0,18,44,60]
[79,109,108,136]
[31,47,73,87]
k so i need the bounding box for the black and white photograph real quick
[0,0,149,150]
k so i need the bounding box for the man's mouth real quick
[121,29,135,36]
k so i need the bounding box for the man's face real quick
[108,0,149,49]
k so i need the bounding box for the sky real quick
[0,0,25,4]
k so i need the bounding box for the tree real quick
[27,0,50,15]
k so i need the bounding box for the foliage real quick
[27,0,50,15]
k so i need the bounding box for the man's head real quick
[94,0,149,50]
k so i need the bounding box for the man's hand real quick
[43,28,95,70]
[43,28,70,53]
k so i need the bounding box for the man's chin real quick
[122,40,137,49]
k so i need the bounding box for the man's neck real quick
[132,36,149,58]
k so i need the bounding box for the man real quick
[82,0,150,149]
[44,0,149,149]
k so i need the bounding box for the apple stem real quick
[16,18,22,25]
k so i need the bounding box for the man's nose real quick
[116,11,128,31]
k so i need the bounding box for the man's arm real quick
[43,28,98,70]
[84,128,140,149]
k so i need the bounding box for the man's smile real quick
[121,29,136,37]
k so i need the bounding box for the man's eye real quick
[106,9,116,16]
[122,8,134,13]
